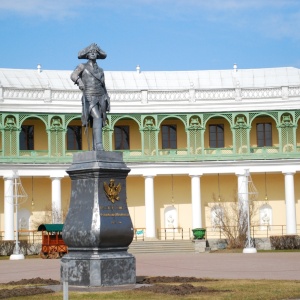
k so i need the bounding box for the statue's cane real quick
[82,91,90,150]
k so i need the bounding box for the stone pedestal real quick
[61,151,136,287]
[61,249,135,286]
[193,239,206,253]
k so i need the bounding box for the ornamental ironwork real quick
[104,179,121,203]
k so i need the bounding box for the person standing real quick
[71,43,110,151]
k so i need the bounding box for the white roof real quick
[0,67,299,90]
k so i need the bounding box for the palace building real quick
[0,65,300,241]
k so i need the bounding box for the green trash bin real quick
[192,228,206,239]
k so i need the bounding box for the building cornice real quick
[1,159,299,177]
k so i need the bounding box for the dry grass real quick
[1,279,300,300]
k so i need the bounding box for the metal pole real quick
[243,169,257,253]
[246,199,251,247]
[14,177,19,255]
[63,281,69,300]
[245,171,251,248]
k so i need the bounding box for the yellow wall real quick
[127,176,145,228]
[113,119,141,150]
[250,173,286,226]
[61,177,71,218]
[0,179,3,232]
[17,176,71,230]
[294,173,300,227]
[126,173,297,230]
[127,175,193,230]
[156,176,192,229]
[23,118,47,150]
[1,172,299,235]
[297,120,300,146]
[203,173,292,230]
[202,174,237,205]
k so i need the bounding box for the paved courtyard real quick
[0,252,299,283]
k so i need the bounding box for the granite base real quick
[61,249,136,287]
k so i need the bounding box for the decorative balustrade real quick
[1,145,300,163]
[205,224,300,240]
[19,150,49,157]
[156,227,191,240]
[203,147,234,155]
[195,89,235,100]
[3,88,44,99]
[1,225,299,243]
[133,228,146,241]
[2,85,300,103]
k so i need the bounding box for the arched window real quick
[67,126,82,150]
[114,126,130,150]
[162,125,177,149]
[20,125,34,150]
[257,123,272,146]
[209,124,224,148]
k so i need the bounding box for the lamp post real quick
[240,169,258,254]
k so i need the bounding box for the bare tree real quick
[31,199,70,229]
[210,191,259,249]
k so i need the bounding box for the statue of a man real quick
[71,43,110,151]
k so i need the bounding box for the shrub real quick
[270,235,300,250]
[0,241,15,256]
[0,241,41,256]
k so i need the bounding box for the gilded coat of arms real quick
[104,179,121,203]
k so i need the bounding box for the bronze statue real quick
[71,43,110,151]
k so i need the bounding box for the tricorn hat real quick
[78,43,107,59]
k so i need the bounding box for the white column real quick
[50,176,63,223]
[4,175,14,240]
[190,175,202,228]
[144,175,156,238]
[283,171,297,234]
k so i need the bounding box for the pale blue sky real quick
[1,0,300,71]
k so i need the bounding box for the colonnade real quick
[2,171,64,240]
[1,168,298,240]
[142,170,298,238]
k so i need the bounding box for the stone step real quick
[128,240,195,254]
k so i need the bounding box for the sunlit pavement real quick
[0,252,300,283]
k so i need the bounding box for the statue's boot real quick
[96,142,103,151]
[93,118,103,151]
